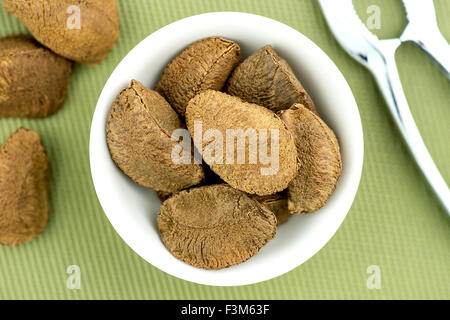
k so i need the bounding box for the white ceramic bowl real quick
[89,12,364,286]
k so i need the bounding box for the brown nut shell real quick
[106,80,205,193]
[158,184,277,270]
[155,37,241,116]
[0,35,72,118]
[227,45,317,114]
[185,90,298,196]
[253,191,291,226]
[281,104,342,214]
[3,0,119,64]
[0,128,50,246]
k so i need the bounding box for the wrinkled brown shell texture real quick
[155,37,241,116]
[3,0,119,65]
[281,104,342,214]
[186,90,298,196]
[227,45,317,114]
[106,80,205,193]
[0,128,50,246]
[0,35,72,118]
[158,184,277,270]
[253,191,291,226]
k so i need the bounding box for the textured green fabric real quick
[0,0,449,299]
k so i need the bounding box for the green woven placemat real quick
[0,0,449,299]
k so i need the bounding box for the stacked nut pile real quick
[106,37,342,270]
[0,0,119,246]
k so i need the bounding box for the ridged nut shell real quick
[227,45,317,114]
[155,37,241,116]
[158,184,277,270]
[3,0,120,64]
[106,80,205,193]
[0,128,50,246]
[281,104,342,213]
[186,90,297,196]
[0,35,72,118]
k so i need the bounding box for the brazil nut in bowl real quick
[89,12,364,286]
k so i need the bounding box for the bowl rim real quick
[89,11,364,286]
